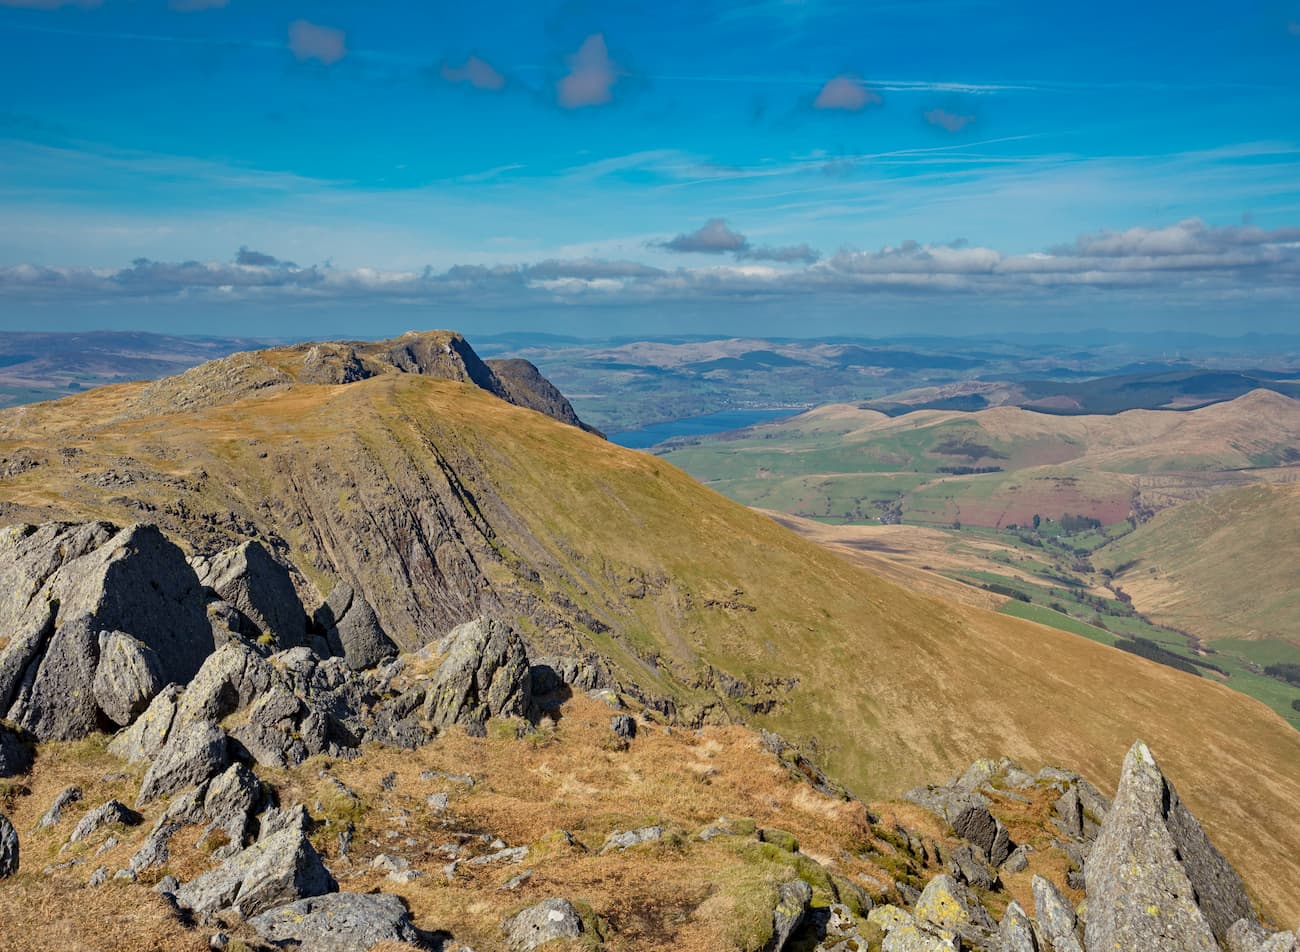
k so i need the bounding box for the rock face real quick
[424,618,531,732]
[249,892,425,951]
[1085,740,1256,952]
[0,811,17,877]
[502,897,584,951]
[486,357,605,436]
[193,541,306,650]
[0,521,214,739]
[315,583,397,671]
[173,824,337,922]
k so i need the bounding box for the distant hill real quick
[1,331,1297,920]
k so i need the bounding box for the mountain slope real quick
[0,333,1297,922]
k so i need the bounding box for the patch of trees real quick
[936,465,1004,475]
[983,582,1030,602]
[932,438,1008,461]
[1116,638,1201,677]
[1059,513,1103,533]
[1292,699,1300,713]
[1264,663,1300,687]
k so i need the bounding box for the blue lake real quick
[609,408,803,449]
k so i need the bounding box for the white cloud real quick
[441,55,506,91]
[557,34,619,108]
[813,74,881,111]
[288,20,347,66]
[924,108,975,132]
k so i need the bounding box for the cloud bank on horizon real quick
[0,0,1298,334]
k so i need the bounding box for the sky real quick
[1,0,1299,338]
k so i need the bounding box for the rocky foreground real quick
[0,518,1295,950]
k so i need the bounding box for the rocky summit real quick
[0,334,1296,950]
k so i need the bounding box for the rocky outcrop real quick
[137,721,228,804]
[192,541,306,650]
[67,799,142,844]
[6,615,102,741]
[423,618,531,733]
[0,811,17,877]
[173,823,337,922]
[1085,740,1256,951]
[315,583,397,671]
[249,892,427,951]
[502,897,584,951]
[487,357,605,436]
[92,631,164,728]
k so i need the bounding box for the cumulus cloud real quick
[924,108,975,132]
[440,55,506,91]
[813,74,882,111]
[558,34,619,108]
[289,20,347,66]
[3,221,1297,310]
[660,218,750,254]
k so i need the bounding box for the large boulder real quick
[92,631,164,728]
[7,615,101,741]
[173,824,337,922]
[951,802,1012,867]
[315,583,397,671]
[423,617,531,732]
[502,898,584,951]
[193,541,306,650]
[137,721,229,804]
[249,892,425,951]
[0,811,17,877]
[109,684,181,763]
[1085,740,1256,952]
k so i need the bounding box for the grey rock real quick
[1032,875,1081,952]
[1002,844,1030,873]
[610,713,636,740]
[195,541,306,650]
[600,825,664,853]
[173,825,337,922]
[952,802,1012,866]
[88,864,109,887]
[8,615,100,741]
[203,762,260,846]
[249,892,425,951]
[316,583,397,671]
[999,901,1038,952]
[916,874,994,934]
[92,631,164,728]
[947,842,998,890]
[38,785,82,828]
[155,874,181,894]
[137,721,228,804]
[502,897,584,951]
[769,879,812,951]
[1227,919,1299,952]
[177,642,275,727]
[68,799,142,843]
[424,618,531,731]
[0,721,33,777]
[109,683,181,763]
[1085,741,1255,952]
[1053,786,1083,840]
[0,811,17,877]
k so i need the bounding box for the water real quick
[609,408,803,449]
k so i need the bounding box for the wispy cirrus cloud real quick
[288,20,347,66]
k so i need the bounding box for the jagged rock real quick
[0,722,34,777]
[1053,786,1083,840]
[0,811,17,877]
[109,684,181,763]
[1002,844,1030,873]
[1032,875,1082,952]
[769,879,812,951]
[423,618,531,732]
[92,631,164,728]
[8,615,100,741]
[173,825,337,922]
[88,865,109,886]
[1085,741,1255,952]
[0,523,213,698]
[249,892,425,951]
[68,799,142,843]
[610,713,637,740]
[177,642,275,726]
[915,874,993,934]
[203,762,260,845]
[194,541,306,650]
[316,583,397,671]
[38,785,82,827]
[137,721,229,804]
[600,825,664,853]
[1227,919,1299,952]
[1000,901,1039,952]
[869,905,960,952]
[952,802,1012,866]
[946,842,998,890]
[502,897,584,951]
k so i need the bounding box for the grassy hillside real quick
[0,344,1297,921]
[1097,483,1300,644]
[659,390,1300,529]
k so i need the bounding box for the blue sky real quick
[1,0,1299,337]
